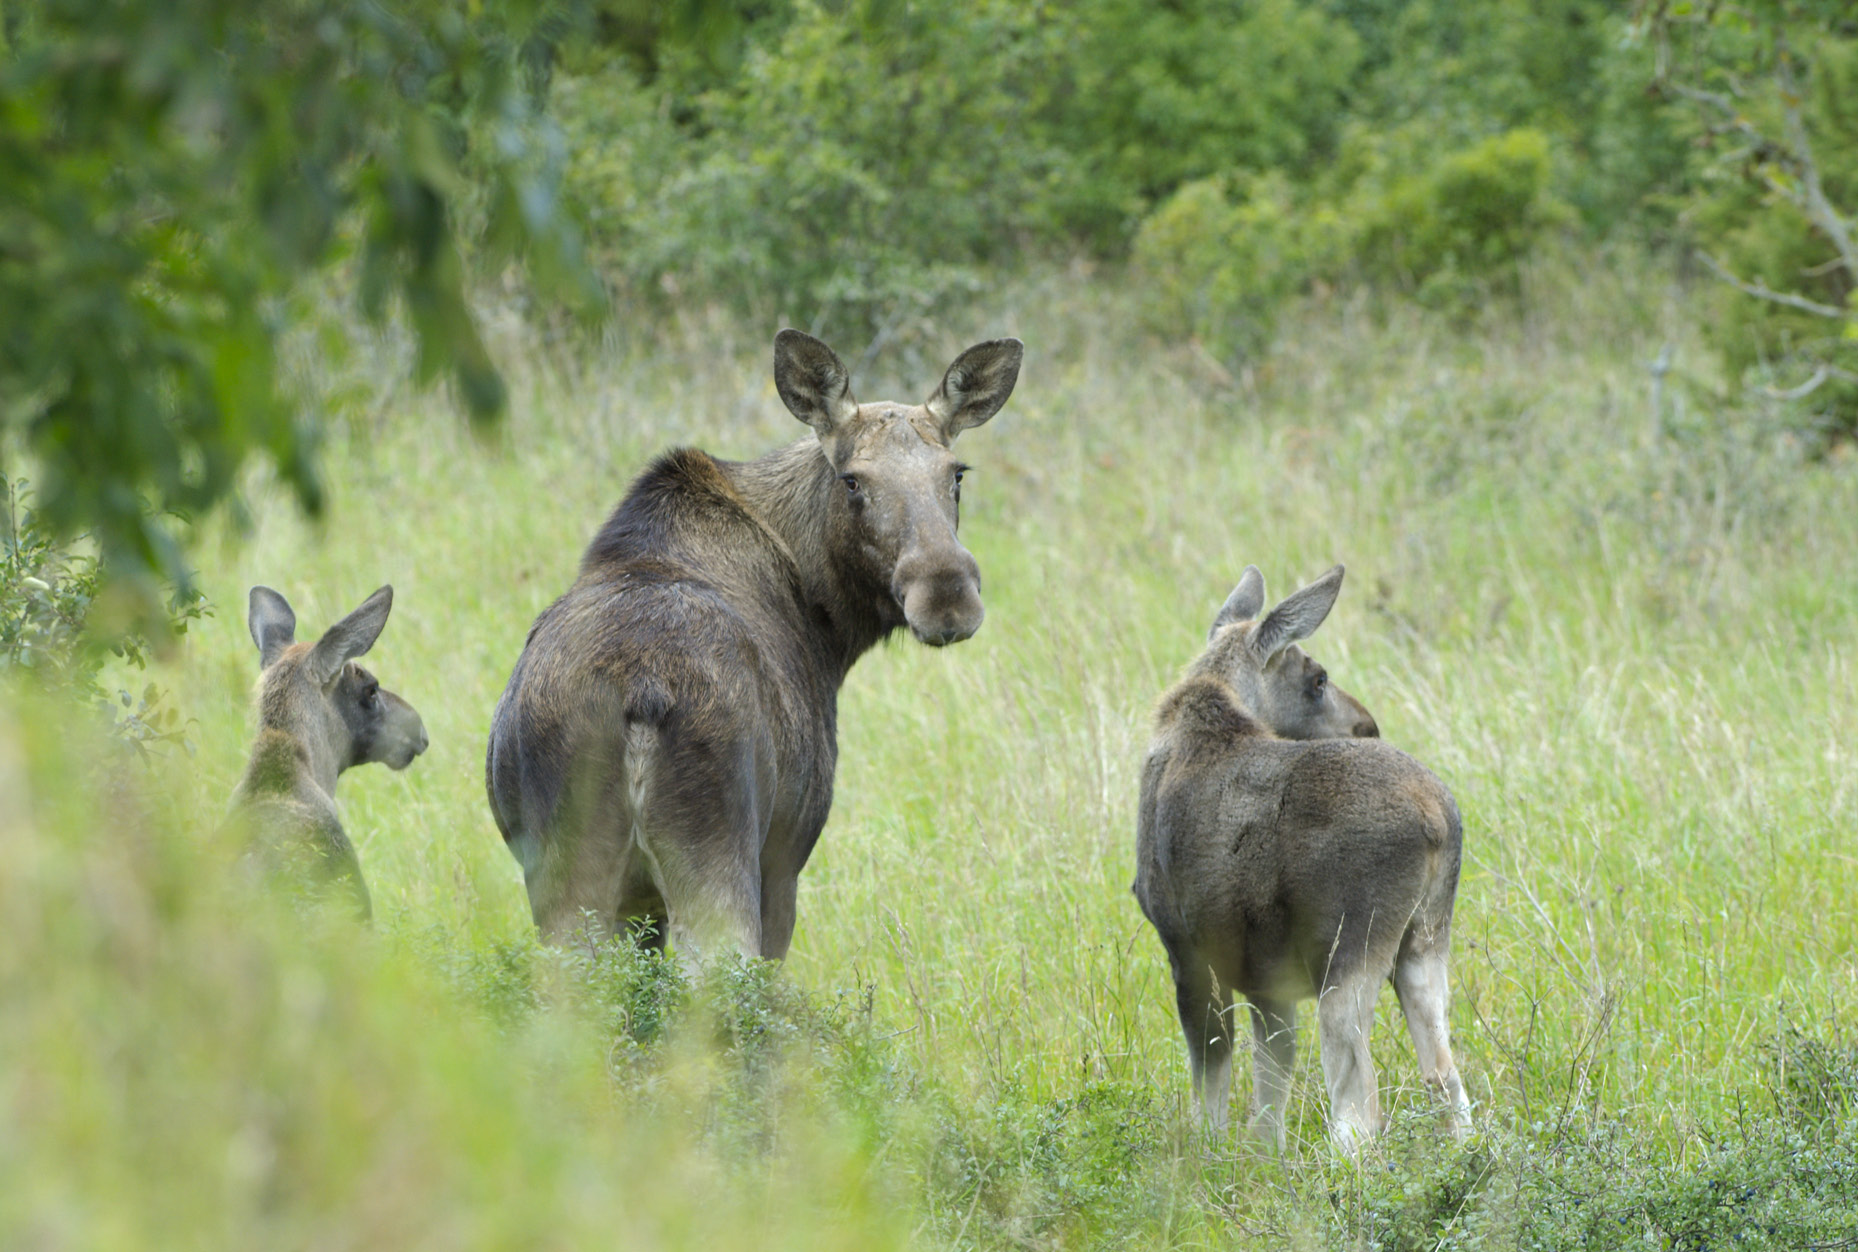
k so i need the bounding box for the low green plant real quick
[0,477,206,754]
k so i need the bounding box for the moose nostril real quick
[1357,718,1380,739]
[914,619,976,647]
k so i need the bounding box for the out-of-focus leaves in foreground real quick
[0,0,604,622]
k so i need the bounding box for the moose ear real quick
[773,329,859,439]
[309,586,394,686]
[1208,566,1266,641]
[1252,565,1345,660]
[248,586,298,670]
[925,338,1023,441]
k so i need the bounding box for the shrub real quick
[1037,0,1360,250]
[1131,172,1344,362]
[1353,127,1566,301]
[1132,128,1565,363]
[581,0,1070,340]
[0,478,205,753]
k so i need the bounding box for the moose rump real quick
[487,453,834,961]
[1137,735,1465,1146]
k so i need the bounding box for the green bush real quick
[1353,127,1566,300]
[0,0,597,611]
[1036,0,1360,250]
[1131,172,1343,361]
[566,0,1070,340]
[1132,127,1564,362]
[550,61,686,286]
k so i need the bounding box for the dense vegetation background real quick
[3,1,1858,1248]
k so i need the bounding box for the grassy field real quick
[5,252,1857,1248]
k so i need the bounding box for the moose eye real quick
[1309,673,1328,697]
[840,474,860,496]
[362,684,380,709]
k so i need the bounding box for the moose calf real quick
[1133,565,1471,1153]
[229,585,428,920]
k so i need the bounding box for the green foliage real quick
[1340,0,1608,134]
[0,708,917,1251]
[0,477,204,752]
[1133,128,1563,362]
[1132,172,1342,361]
[569,0,1069,339]
[1037,0,1359,249]
[1355,127,1566,299]
[1290,1093,1858,1251]
[1653,2,1858,440]
[919,1081,1181,1247]
[556,0,1373,331]
[0,0,597,614]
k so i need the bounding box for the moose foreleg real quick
[1246,998,1297,1152]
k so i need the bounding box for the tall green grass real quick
[5,251,1856,1247]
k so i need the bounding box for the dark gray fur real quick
[1133,564,1471,1152]
[486,330,1022,961]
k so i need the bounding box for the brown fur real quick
[1132,565,1471,1152]
[228,585,428,921]
[487,330,1022,961]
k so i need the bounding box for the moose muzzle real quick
[895,545,985,647]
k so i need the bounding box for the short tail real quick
[621,678,672,868]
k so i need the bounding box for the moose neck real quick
[1158,674,1269,746]
[253,684,345,799]
[725,438,896,681]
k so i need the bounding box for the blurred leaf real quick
[0,0,611,624]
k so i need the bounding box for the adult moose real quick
[487,330,1022,961]
[1133,565,1472,1153]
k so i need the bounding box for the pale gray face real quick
[832,405,980,646]
[1202,564,1379,740]
[1222,635,1379,741]
[772,329,1022,648]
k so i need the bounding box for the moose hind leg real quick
[757,870,800,962]
[1316,973,1384,1155]
[1393,946,1472,1138]
[1174,960,1234,1136]
[525,791,635,945]
[629,729,765,965]
[1246,998,1297,1153]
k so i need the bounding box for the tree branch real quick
[1667,55,1858,286]
[1774,43,1858,286]
[1699,251,1850,319]
[1761,367,1829,400]
[1759,365,1858,401]
[1662,80,1776,154]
